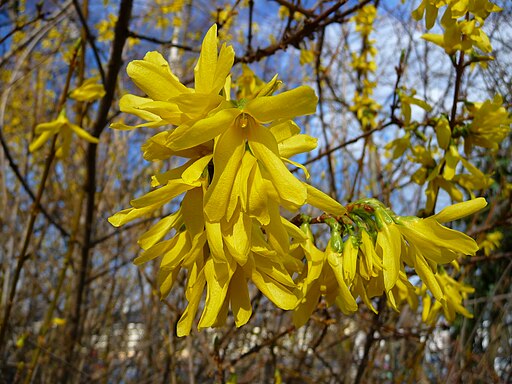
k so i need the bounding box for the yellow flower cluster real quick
[110,25,485,335]
[349,4,381,130]
[293,197,486,327]
[463,94,512,153]
[29,78,104,158]
[420,268,475,325]
[109,25,345,336]
[414,0,501,56]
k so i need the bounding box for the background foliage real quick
[0,0,510,383]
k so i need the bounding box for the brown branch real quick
[0,44,80,353]
[127,31,197,52]
[354,298,385,384]
[315,27,338,198]
[0,10,50,46]
[246,0,255,54]
[300,121,394,168]
[71,0,106,84]
[271,0,316,18]
[229,325,296,367]
[65,0,133,379]
[235,0,350,64]
[0,128,70,238]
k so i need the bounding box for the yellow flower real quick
[477,230,503,256]
[464,94,511,152]
[348,198,485,309]
[29,110,99,157]
[111,24,233,132]
[412,0,441,30]
[293,221,360,327]
[395,198,486,299]
[69,77,105,102]
[293,233,358,328]
[421,269,475,325]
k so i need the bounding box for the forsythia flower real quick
[343,198,486,311]
[30,110,99,157]
[109,24,486,336]
[349,5,380,130]
[464,94,512,153]
[421,269,475,325]
[478,231,503,256]
[109,24,344,336]
[69,77,106,102]
[417,0,500,55]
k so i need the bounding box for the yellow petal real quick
[248,122,306,206]
[205,220,226,263]
[152,159,196,187]
[204,122,245,221]
[29,130,55,153]
[194,24,235,95]
[181,187,205,236]
[198,258,234,328]
[133,100,185,125]
[305,184,346,215]
[113,94,164,129]
[230,267,252,327]
[69,123,99,144]
[177,266,206,336]
[130,179,199,209]
[127,51,190,100]
[108,204,162,227]
[158,267,180,298]
[354,276,378,314]
[293,281,321,328]
[249,264,299,310]
[442,145,459,181]
[435,116,451,150]
[245,86,317,123]
[376,223,401,292]
[181,155,212,184]
[400,218,479,258]
[170,93,225,116]
[263,201,290,255]
[167,108,240,151]
[432,197,487,223]
[246,157,271,225]
[69,77,105,102]
[160,231,191,269]
[133,237,174,266]
[269,120,301,143]
[138,210,182,250]
[414,250,444,301]
[342,237,358,283]
[34,116,64,134]
[222,211,252,265]
[327,253,358,314]
[278,134,317,158]
[282,157,310,179]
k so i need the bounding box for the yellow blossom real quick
[30,110,99,157]
[69,77,105,102]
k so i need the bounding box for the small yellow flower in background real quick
[96,14,117,42]
[464,94,512,153]
[478,230,503,256]
[69,77,106,102]
[421,269,475,325]
[30,110,99,158]
[417,0,500,55]
[52,317,66,326]
[349,4,380,131]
